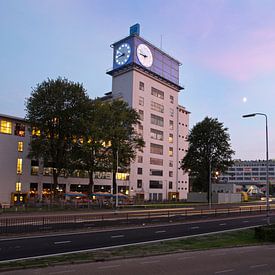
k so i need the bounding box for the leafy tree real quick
[25,77,90,198]
[103,99,145,196]
[71,99,111,194]
[181,117,234,201]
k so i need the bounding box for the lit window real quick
[16,182,21,192]
[0,120,12,134]
[139,96,144,106]
[14,123,25,136]
[17,158,23,174]
[169,133,173,143]
[18,141,23,152]
[169,147,173,157]
[32,127,41,137]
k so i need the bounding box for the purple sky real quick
[1,0,275,160]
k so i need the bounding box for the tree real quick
[70,99,110,194]
[181,117,234,201]
[25,77,90,198]
[103,99,145,196]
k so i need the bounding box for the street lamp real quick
[242,113,270,225]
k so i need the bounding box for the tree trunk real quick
[52,169,59,200]
[88,171,94,195]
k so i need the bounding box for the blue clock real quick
[115,43,131,66]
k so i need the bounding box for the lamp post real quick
[242,113,270,225]
[116,149,119,208]
[209,161,212,209]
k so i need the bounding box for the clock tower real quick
[107,24,189,201]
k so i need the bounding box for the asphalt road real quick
[2,244,275,275]
[0,214,273,262]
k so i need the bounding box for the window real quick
[31,160,39,175]
[138,156,143,163]
[170,95,174,104]
[151,114,164,127]
[169,171,173,177]
[139,96,144,106]
[18,141,23,152]
[17,158,23,174]
[151,101,164,113]
[150,143,163,155]
[150,169,163,176]
[169,147,173,157]
[138,110,144,121]
[151,87,164,99]
[169,108,174,117]
[150,128,163,141]
[169,120,174,130]
[169,160,173,167]
[150,158,163,166]
[138,123,143,135]
[139,81,144,91]
[32,127,41,137]
[149,180,163,189]
[137,179,142,188]
[169,181,173,189]
[0,120,12,134]
[169,133,173,143]
[15,182,21,192]
[14,123,25,137]
[137,167,143,175]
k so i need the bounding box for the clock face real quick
[115,43,131,66]
[137,44,153,67]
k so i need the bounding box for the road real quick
[0,214,273,262]
[2,244,275,275]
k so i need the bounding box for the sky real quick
[1,0,275,160]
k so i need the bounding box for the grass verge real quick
[0,228,265,271]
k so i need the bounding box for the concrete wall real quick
[187,192,242,203]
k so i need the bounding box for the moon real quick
[243,97,247,103]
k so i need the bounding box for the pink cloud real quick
[197,28,275,81]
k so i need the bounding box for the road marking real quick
[53,241,71,245]
[219,223,226,226]
[155,230,166,234]
[250,264,268,269]
[190,226,199,229]
[214,269,234,274]
[111,235,124,238]
[98,265,121,270]
[242,220,249,223]
[141,260,160,264]
[49,271,76,275]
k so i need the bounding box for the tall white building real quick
[107,25,189,200]
[0,25,189,205]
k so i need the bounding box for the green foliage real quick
[181,117,234,193]
[255,225,275,242]
[25,77,90,195]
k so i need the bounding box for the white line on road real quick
[190,226,199,229]
[155,230,166,234]
[111,235,124,238]
[250,264,268,269]
[141,260,160,264]
[53,241,71,245]
[214,269,234,274]
[98,265,121,270]
[242,220,249,223]
[219,223,227,226]
[49,270,76,275]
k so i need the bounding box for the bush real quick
[255,225,275,242]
